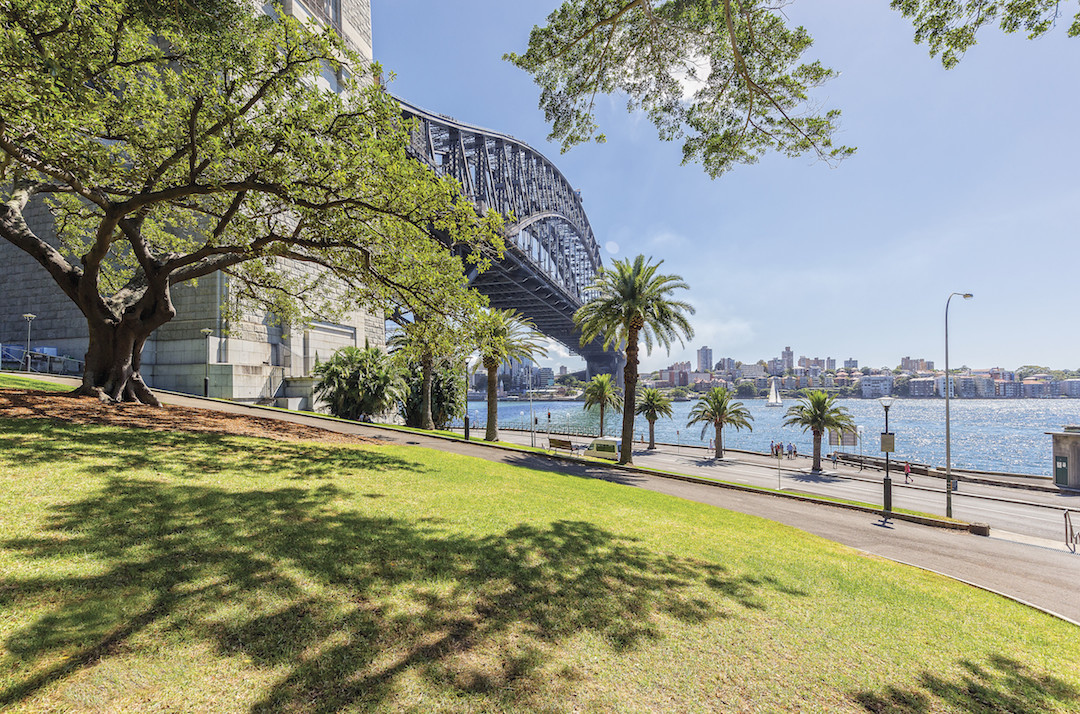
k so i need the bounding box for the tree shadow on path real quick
[0,474,801,711]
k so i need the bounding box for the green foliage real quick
[891,0,1079,68]
[475,308,547,441]
[0,0,502,400]
[505,0,854,178]
[400,360,465,430]
[783,390,856,470]
[583,373,623,437]
[574,254,693,463]
[636,386,673,448]
[635,387,673,421]
[507,1,1073,177]
[736,381,758,398]
[312,346,406,421]
[687,386,753,457]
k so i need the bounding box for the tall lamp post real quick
[944,292,973,518]
[22,313,35,372]
[879,396,895,514]
[200,328,213,397]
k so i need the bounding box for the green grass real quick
[0,374,69,392]
[0,417,1077,712]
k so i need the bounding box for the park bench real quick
[549,437,575,455]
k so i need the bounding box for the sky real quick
[371,1,1080,374]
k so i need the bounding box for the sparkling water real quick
[464,398,1080,476]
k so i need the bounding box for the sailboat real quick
[766,377,783,407]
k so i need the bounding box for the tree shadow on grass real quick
[0,418,421,481]
[0,476,804,711]
[852,653,1080,713]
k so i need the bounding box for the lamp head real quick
[200,328,213,336]
[22,313,35,321]
[962,293,973,299]
[879,396,896,410]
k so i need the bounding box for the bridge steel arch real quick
[397,97,623,380]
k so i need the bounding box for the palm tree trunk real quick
[419,352,435,431]
[648,419,656,449]
[812,430,823,472]
[715,423,723,459]
[599,406,605,437]
[619,325,641,464]
[485,360,498,441]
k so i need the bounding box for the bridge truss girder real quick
[398,97,618,368]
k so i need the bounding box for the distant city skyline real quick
[372,1,1080,374]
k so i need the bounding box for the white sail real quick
[766,378,782,407]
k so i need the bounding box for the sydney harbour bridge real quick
[397,98,623,380]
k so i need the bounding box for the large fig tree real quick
[0,0,501,404]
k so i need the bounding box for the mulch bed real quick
[0,389,378,445]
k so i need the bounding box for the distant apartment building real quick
[696,346,713,373]
[908,377,936,397]
[860,374,894,399]
[1060,379,1080,397]
[781,346,794,372]
[740,362,767,378]
[798,356,833,371]
[954,375,995,398]
[995,380,1023,398]
[844,358,859,370]
[767,358,784,376]
[536,367,555,388]
[900,356,934,372]
[1023,379,1053,398]
[715,357,736,372]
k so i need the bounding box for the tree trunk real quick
[715,423,724,459]
[619,325,641,464]
[648,418,656,449]
[599,406,605,437]
[484,358,499,441]
[74,282,176,406]
[812,429,823,472]
[418,352,435,430]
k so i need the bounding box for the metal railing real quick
[0,344,84,375]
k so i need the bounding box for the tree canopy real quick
[0,0,501,403]
[507,0,1077,177]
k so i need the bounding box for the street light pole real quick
[944,292,973,519]
[200,328,213,397]
[880,396,895,514]
[22,313,35,372]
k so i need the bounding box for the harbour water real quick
[464,398,1080,476]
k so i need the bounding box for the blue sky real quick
[371,1,1080,374]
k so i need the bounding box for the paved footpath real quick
[13,378,1080,626]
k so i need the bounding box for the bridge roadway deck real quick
[13,378,1080,626]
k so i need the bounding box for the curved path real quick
[13,378,1080,626]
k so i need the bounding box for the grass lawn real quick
[0,418,1077,712]
[0,374,70,392]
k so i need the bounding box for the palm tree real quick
[687,386,753,459]
[635,387,673,449]
[783,390,856,472]
[574,255,694,464]
[583,373,623,437]
[312,345,406,421]
[475,308,547,442]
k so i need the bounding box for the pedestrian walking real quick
[793,444,798,459]
[904,461,912,484]
[831,451,838,468]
